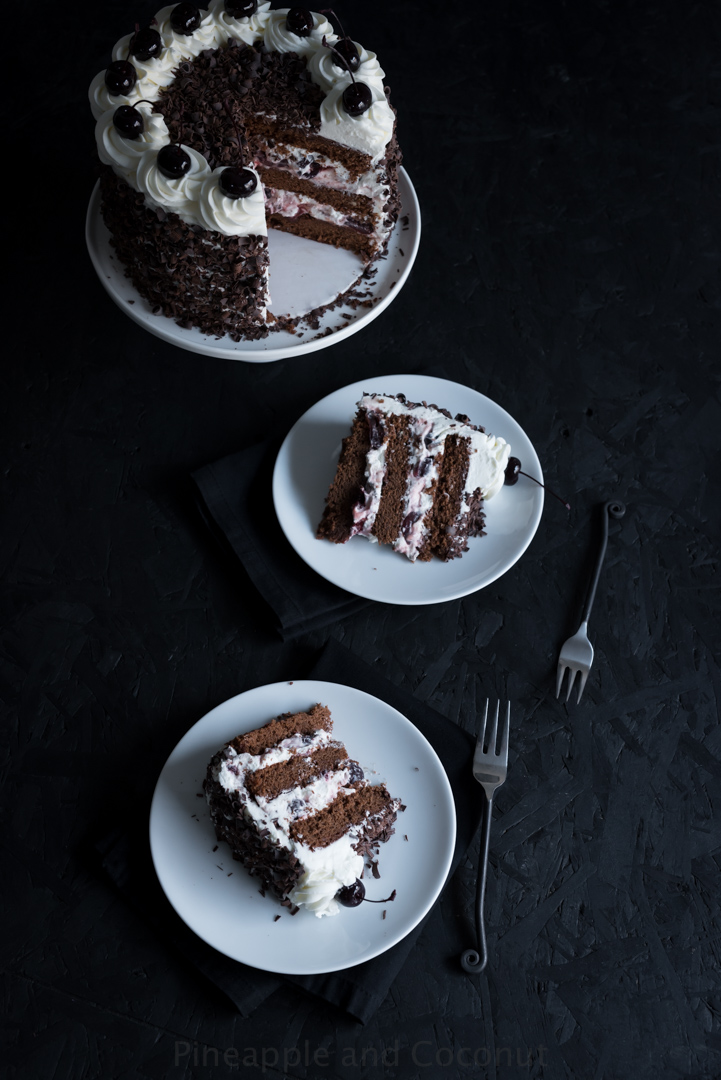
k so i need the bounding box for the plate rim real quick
[272,373,545,605]
[85,167,421,363]
[149,677,457,975]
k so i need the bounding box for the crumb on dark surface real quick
[212,845,218,852]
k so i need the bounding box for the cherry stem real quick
[127,23,140,60]
[519,470,570,511]
[363,889,397,904]
[322,34,356,80]
[320,8,349,42]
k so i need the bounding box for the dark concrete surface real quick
[5,1,720,1078]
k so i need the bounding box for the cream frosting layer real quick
[90,5,395,235]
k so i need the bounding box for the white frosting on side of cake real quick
[213,729,366,918]
[90,6,397,233]
[356,395,512,562]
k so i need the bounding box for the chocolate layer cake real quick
[204,704,401,917]
[317,393,512,562]
[90,4,401,340]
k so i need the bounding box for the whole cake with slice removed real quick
[317,393,513,562]
[90,4,401,340]
[204,703,401,917]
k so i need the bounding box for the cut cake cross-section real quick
[204,704,401,917]
[317,393,512,562]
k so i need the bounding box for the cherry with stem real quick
[319,8,360,71]
[505,456,571,510]
[322,36,372,116]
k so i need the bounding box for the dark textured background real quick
[5,1,720,1077]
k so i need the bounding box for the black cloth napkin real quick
[96,640,480,1024]
[192,440,371,639]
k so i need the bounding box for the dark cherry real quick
[343,81,373,117]
[333,36,360,72]
[225,0,258,15]
[130,27,162,61]
[157,144,192,178]
[105,60,137,95]
[171,2,202,35]
[336,879,397,908]
[505,456,522,485]
[113,105,144,139]
[286,6,314,36]
[337,879,365,907]
[504,455,571,509]
[219,166,258,198]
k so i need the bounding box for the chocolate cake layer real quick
[418,435,473,561]
[245,742,348,800]
[289,785,398,850]
[372,413,413,546]
[257,167,374,216]
[265,214,374,259]
[230,704,331,755]
[317,416,371,544]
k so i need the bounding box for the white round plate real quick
[149,679,456,975]
[85,168,420,363]
[273,374,544,605]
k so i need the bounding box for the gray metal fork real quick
[460,700,510,974]
[556,500,626,703]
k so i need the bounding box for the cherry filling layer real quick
[263,187,376,236]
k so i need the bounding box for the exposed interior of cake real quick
[317,394,512,562]
[204,704,400,917]
[155,43,401,264]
